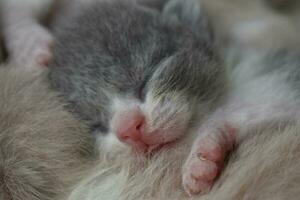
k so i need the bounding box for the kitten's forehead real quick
[74,0,200,91]
[50,0,221,128]
[75,0,195,64]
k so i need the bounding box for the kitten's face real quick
[107,45,223,153]
[50,0,225,153]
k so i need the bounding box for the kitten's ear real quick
[162,0,213,40]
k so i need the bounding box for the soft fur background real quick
[68,121,300,200]
[202,0,300,49]
[1,0,300,200]
[0,66,96,200]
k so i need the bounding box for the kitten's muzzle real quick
[114,107,170,153]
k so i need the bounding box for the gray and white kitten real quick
[3,0,300,197]
[49,0,227,195]
[49,0,300,196]
[49,0,225,155]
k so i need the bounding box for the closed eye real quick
[90,122,108,135]
[135,80,148,101]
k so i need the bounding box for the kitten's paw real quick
[6,21,54,69]
[182,124,236,196]
[29,33,54,67]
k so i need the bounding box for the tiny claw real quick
[197,153,208,161]
[185,185,198,197]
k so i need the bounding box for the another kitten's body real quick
[0,65,95,200]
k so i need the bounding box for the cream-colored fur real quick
[0,66,95,200]
[67,121,300,200]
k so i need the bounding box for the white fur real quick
[142,91,193,142]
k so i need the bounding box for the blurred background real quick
[1,0,300,63]
[202,0,300,49]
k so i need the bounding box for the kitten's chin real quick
[147,139,180,155]
[118,136,178,156]
[121,124,186,155]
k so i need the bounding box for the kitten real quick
[65,35,300,200]
[49,0,228,195]
[3,0,300,197]
[49,0,225,156]
[49,0,300,196]
[0,65,95,200]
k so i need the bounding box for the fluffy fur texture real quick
[0,65,95,200]
[1,0,300,199]
[67,121,300,200]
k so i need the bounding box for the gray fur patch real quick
[49,0,225,132]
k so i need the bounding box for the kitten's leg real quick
[2,0,55,68]
[182,101,296,196]
[182,123,236,196]
[182,103,238,196]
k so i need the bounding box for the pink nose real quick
[115,108,148,150]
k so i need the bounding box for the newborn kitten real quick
[4,0,299,197]
[46,0,300,197]
[49,0,226,195]
[0,65,95,200]
[49,0,225,151]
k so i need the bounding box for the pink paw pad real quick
[183,124,236,196]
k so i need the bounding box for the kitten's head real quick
[103,0,225,153]
[51,0,225,154]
